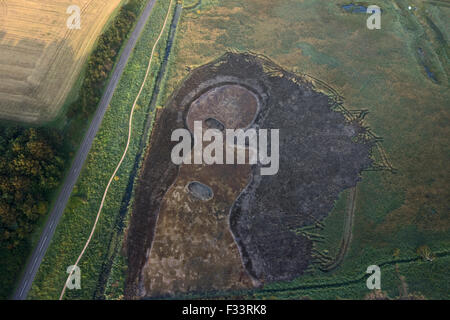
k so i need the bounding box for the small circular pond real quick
[187,181,214,201]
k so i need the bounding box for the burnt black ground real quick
[125,52,375,297]
[226,54,374,282]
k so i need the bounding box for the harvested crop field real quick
[125,53,375,299]
[0,0,121,123]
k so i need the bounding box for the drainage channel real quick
[94,3,183,299]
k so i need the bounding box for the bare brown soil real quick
[186,84,259,132]
[140,154,255,297]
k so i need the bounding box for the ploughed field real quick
[0,0,121,123]
[125,53,375,299]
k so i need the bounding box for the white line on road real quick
[20,284,26,296]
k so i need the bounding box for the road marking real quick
[59,0,174,300]
[19,285,26,296]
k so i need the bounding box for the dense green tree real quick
[0,127,65,249]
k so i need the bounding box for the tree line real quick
[0,127,65,248]
[68,0,145,117]
[0,0,146,249]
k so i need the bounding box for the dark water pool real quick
[342,4,381,13]
[205,117,225,131]
[342,4,367,13]
[417,48,438,82]
[187,181,214,200]
[424,65,438,82]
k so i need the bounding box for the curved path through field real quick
[13,0,161,300]
[59,0,174,300]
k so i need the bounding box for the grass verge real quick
[28,0,174,300]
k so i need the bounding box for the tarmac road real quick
[12,0,158,300]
